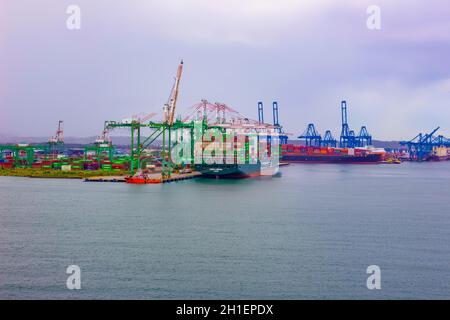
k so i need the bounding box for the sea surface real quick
[0,162,449,299]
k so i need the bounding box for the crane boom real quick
[167,60,184,125]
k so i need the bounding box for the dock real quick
[84,175,126,183]
[162,171,202,183]
[84,171,202,183]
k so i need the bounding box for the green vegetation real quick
[0,168,127,179]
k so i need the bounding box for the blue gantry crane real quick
[272,101,288,145]
[257,101,264,124]
[339,100,373,148]
[356,126,372,147]
[322,130,337,147]
[256,101,288,144]
[339,100,358,148]
[432,134,450,146]
[296,100,373,148]
[299,123,322,146]
[400,127,449,161]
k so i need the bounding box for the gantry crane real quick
[400,127,449,161]
[299,123,322,146]
[258,101,264,124]
[48,120,64,144]
[322,130,337,147]
[356,126,372,147]
[272,102,288,145]
[84,121,114,166]
[339,100,357,148]
[48,120,64,155]
[296,100,374,149]
[107,60,186,177]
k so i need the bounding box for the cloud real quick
[1,0,449,138]
[332,79,450,140]
[138,0,333,46]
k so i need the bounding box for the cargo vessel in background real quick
[281,100,387,164]
[281,144,385,164]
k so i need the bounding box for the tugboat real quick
[383,157,401,164]
[125,169,161,184]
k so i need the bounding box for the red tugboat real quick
[125,170,161,184]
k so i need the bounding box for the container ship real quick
[196,163,262,178]
[195,144,274,178]
[281,144,385,163]
[184,99,281,179]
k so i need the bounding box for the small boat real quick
[125,170,161,184]
[383,158,401,164]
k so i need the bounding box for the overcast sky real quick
[1,0,449,140]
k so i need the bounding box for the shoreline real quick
[0,168,128,179]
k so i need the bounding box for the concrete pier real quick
[84,171,202,183]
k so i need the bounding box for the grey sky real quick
[1,0,449,140]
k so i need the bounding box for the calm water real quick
[0,162,449,299]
